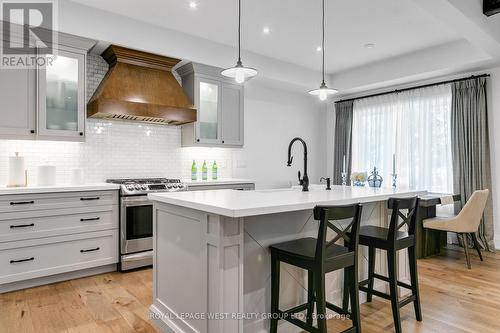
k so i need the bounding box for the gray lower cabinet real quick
[0,190,119,292]
[177,62,244,147]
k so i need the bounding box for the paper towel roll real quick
[37,165,57,186]
[8,152,25,187]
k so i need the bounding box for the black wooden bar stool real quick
[345,197,422,333]
[270,204,363,333]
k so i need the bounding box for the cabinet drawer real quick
[0,230,118,284]
[0,190,118,213]
[0,206,118,242]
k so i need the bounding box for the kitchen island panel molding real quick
[152,202,244,333]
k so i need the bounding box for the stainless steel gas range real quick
[106,178,187,271]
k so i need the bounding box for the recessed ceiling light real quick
[364,43,375,49]
[316,46,322,52]
[189,1,198,9]
[263,26,270,34]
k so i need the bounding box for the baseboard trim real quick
[0,264,117,293]
[150,304,178,333]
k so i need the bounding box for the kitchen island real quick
[148,186,426,333]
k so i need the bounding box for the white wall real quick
[233,82,326,189]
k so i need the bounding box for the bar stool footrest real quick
[398,295,416,308]
[277,310,322,333]
[283,303,310,315]
[372,273,413,290]
[359,285,392,301]
[326,301,351,316]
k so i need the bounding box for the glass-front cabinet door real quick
[37,49,85,139]
[196,78,222,144]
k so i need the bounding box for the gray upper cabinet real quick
[221,83,244,145]
[37,48,86,140]
[177,62,244,147]
[0,66,36,139]
[0,27,94,142]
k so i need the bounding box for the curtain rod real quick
[334,73,491,104]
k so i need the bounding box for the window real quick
[351,84,453,193]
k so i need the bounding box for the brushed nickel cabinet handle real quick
[80,197,100,201]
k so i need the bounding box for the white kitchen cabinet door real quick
[195,77,222,145]
[0,66,36,138]
[37,49,86,140]
[221,83,244,146]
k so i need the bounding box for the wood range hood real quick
[87,45,196,125]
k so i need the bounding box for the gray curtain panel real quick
[451,77,495,251]
[333,100,354,185]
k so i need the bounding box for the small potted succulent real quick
[350,172,368,187]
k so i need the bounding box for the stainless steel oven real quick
[120,195,153,270]
[107,178,187,271]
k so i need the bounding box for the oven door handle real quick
[121,195,152,207]
[122,200,152,207]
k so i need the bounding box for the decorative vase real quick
[352,180,366,187]
[368,167,383,188]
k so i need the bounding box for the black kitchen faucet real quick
[287,137,309,192]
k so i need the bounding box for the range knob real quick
[125,185,134,191]
[167,184,173,189]
[141,184,148,190]
[134,184,141,190]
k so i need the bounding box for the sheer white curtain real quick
[351,84,453,193]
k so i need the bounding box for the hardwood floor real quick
[328,246,500,333]
[1,246,499,332]
[0,269,160,333]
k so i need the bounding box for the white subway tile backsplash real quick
[0,55,234,186]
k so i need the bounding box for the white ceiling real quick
[69,0,461,74]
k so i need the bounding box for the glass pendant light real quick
[221,0,257,83]
[308,0,338,100]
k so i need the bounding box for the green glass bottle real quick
[202,160,208,181]
[191,160,197,181]
[211,161,218,180]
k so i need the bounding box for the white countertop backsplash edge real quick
[0,183,120,195]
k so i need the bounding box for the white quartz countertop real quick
[0,183,120,195]
[149,186,427,218]
[183,178,255,186]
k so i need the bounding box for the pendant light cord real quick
[238,0,241,63]
[321,0,325,84]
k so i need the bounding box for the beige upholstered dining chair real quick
[423,189,489,269]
